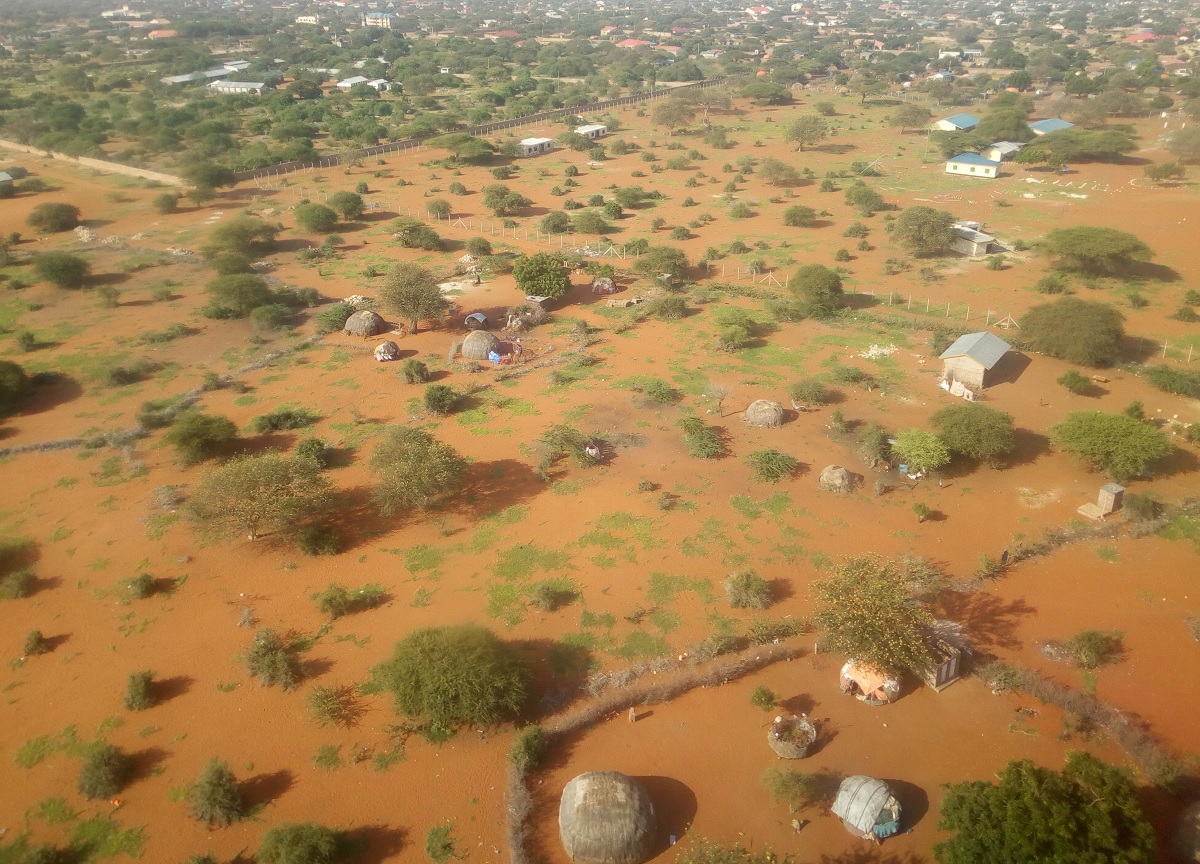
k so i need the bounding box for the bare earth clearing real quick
[2,90,1199,863]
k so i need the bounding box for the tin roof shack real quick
[939,331,1011,391]
[951,222,997,257]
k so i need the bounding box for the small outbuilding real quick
[461,329,502,361]
[343,310,386,337]
[819,465,853,493]
[938,331,1011,391]
[951,222,997,257]
[464,312,488,330]
[1,166,28,180]
[840,660,901,705]
[982,141,1023,162]
[575,124,608,140]
[591,277,617,295]
[945,152,1000,179]
[0,172,13,199]
[519,137,554,157]
[1028,117,1074,136]
[559,771,656,864]
[831,776,903,843]
[932,113,979,132]
[742,400,784,428]
[374,341,400,362]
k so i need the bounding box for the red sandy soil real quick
[2,91,1199,863]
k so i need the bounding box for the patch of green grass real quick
[1095,547,1119,563]
[492,544,573,581]
[486,583,525,627]
[70,815,145,858]
[649,608,682,634]
[761,492,791,517]
[411,587,436,607]
[144,513,179,540]
[577,530,622,550]
[594,512,660,549]
[551,479,583,495]
[404,544,448,575]
[313,744,342,771]
[15,735,57,768]
[48,525,74,542]
[729,495,762,519]
[580,609,616,630]
[590,553,619,569]
[646,571,715,605]
[615,630,670,660]
[34,796,78,825]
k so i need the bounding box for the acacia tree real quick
[652,99,697,134]
[934,753,1155,864]
[1040,226,1152,276]
[931,404,1016,466]
[1051,411,1173,483]
[188,759,245,827]
[257,824,338,864]
[893,206,957,256]
[294,203,339,233]
[370,426,467,515]
[327,191,365,220]
[27,202,80,233]
[482,184,532,216]
[812,556,934,675]
[186,452,332,540]
[887,104,932,133]
[426,132,495,165]
[789,264,844,318]
[513,253,571,298]
[380,262,447,333]
[891,429,951,474]
[204,216,278,258]
[784,115,829,151]
[33,251,90,288]
[1019,297,1125,366]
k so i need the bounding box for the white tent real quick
[831,776,902,841]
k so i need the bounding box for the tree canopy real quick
[931,404,1016,466]
[887,104,932,133]
[0,360,30,416]
[633,245,689,281]
[789,264,844,318]
[369,426,467,515]
[1019,297,1125,367]
[784,115,829,151]
[380,262,447,333]
[1040,226,1152,276]
[33,251,90,288]
[27,202,80,233]
[891,428,951,474]
[427,132,495,164]
[893,206,957,257]
[1014,129,1137,167]
[186,452,331,541]
[934,753,1155,864]
[372,625,531,735]
[206,274,273,317]
[513,253,571,298]
[482,183,533,216]
[205,215,278,258]
[812,556,934,675]
[294,202,339,233]
[1051,411,1174,483]
[327,191,365,220]
[652,99,697,133]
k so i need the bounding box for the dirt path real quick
[0,138,185,187]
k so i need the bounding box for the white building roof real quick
[337,75,369,87]
[520,137,553,145]
[575,124,606,135]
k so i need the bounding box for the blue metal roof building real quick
[1028,118,1075,135]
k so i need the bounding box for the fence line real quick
[240,77,729,185]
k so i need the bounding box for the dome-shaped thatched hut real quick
[344,310,386,337]
[819,465,853,493]
[832,776,902,842]
[768,714,817,759]
[592,277,617,295]
[374,341,400,362]
[461,330,502,361]
[742,400,784,428]
[559,771,656,864]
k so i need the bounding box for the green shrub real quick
[295,437,330,467]
[1122,493,1159,522]
[645,295,688,320]
[77,743,129,799]
[1063,630,1123,669]
[747,617,808,644]
[296,524,341,556]
[124,670,155,710]
[27,202,80,233]
[750,684,776,710]
[677,416,726,458]
[244,629,301,689]
[464,237,492,256]
[0,569,36,599]
[126,573,155,599]
[1057,370,1092,394]
[250,303,291,331]
[188,759,244,826]
[315,302,355,334]
[295,202,339,233]
[788,378,833,406]
[257,823,338,864]
[313,583,387,619]
[745,449,798,483]
[527,580,576,612]
[425,825,459,864]
[725,570,773,609]
[250,407,320,433]
[1142,365,1200,397]
[24,629,50,656]
[307,683,360,727]
[401,359,432,384]
[423,384,458,416]
[510,725,546,774]
[34,251,90,288]
[152,193,178,214]
[165,412,238,465]
[371,625,531,737]
[760,767,821,813]
[829,365,877,389]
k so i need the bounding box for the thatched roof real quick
[374,341,400,361]
[819,465,852,492]
[461,329,501,360]
[344,310,386,337]
[742,399,784,428]
[559,771,656,864]
[831,776,901,837]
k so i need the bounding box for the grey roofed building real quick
[940,331,1011,369]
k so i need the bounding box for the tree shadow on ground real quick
[636,775,698,853]
[240,769,295,810]
[930,591,1035,652]
[21,371,83,415]
[1152,444,1199,480]
[129,746,171,784]
[339,825,408,864]
[816,849,930,864]
[153,674,194,704]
